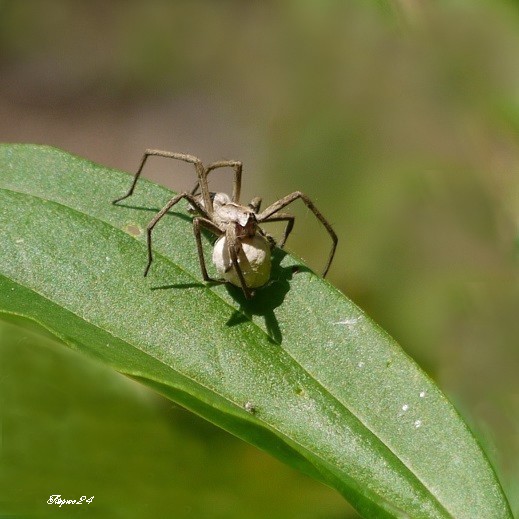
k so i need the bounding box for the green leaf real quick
[0,317,353,519]
[0,144,512,518]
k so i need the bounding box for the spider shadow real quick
[114,201,193,223]
[223,249,310,345]
[150,249,309,345]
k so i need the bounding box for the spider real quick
[113,149,337,299]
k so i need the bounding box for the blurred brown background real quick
[0,1,517,518]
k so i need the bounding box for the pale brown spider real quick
[113,149,337,299]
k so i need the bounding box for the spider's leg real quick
[225,227,253,300]
[113,149,210,211]
[259,212,294,249]
[248,197,262,213]
[192,217,223,282]
[190,160,243,203]
[257,191,337,278]
[144,192,209,277]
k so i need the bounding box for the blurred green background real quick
[0,1,517,517]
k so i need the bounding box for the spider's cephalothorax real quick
[112,149,337,299]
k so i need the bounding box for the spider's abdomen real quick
[212,235,271,289]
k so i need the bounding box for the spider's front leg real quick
[112,149,208,207]
[192,217,224,283]
[248,198,293,250]
[190,160,243,204]
[259,212,295,249]
[144,192,209,277]
[257,191,337,277]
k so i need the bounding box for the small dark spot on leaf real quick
[244,402,256,414]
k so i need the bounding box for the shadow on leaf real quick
[224,250,310,344]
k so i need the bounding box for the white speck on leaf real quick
[334,316,363,326]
